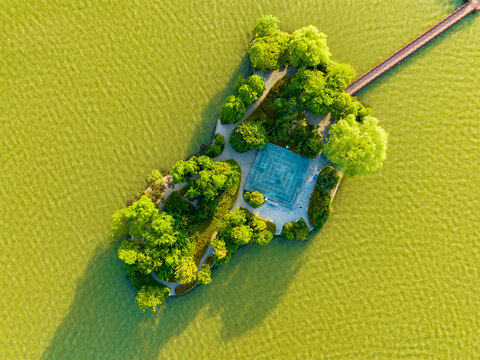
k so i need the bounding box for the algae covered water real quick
[1,0,480,358]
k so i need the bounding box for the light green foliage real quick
[135,285,170,312]
[288,26,331,68]
[214,133,225,147]
[326,62,356,92]
[324,115,388,177]
[229,118,268,153]
[196,264,212,285]
[185,161,232,201]
[308,166,340,228]
[220,95,246,124]
[281,218,310,240]
[253,15,280,38]
[238,84,258,107]
[330,92,358,120]
[171,156,213,184]
[111,195,158,239]
[174,257,197,284]
[117,239,139,265]
[234,75,247,92]
[235,74,266,108]
[243,190,265,208]
[249,31,291,71]
[212,237,228,260]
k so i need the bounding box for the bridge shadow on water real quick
[42,235,309,358]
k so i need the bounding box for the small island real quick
[111,15,388,312]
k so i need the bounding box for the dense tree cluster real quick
[114,158,241,311]
[288,25,331,69]
[220,74,266,124]
[213,208,273,264]
[280,218,310,240]
[196,264,212,285]
[243,190,265,208]
[308,166,340,228]
[323,115,388,177]
[229,118,268,153]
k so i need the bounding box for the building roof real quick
[245,143,312,208]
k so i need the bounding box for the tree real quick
[281,218,310,240]
[145,170,163,188]
[212,238,228,260]
[288,26,331,68]
[249,31,291,71]
[174,258,197,284]
[220,95,246,124]
[237,84,258,107]
[117,239,139,265]
[135,285,170,312]
[229,118,268,153]
[247,74,266,95]
[196,264,212,285]
[308,166,339,229]
[323,115,388,177]
[330,92,358,121]
[185,161,232,200]
[243,190,265,208]
[230,225,253,245]
[111,195,158,239]
[326,62,356,92]
[253,15,280,38]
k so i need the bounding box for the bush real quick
[135,285,170,312]
[214,133,225,147]
[174,258,198,284]
[206,144,222,158]
[220,95,246,124]
[229,118,268,153]
[243,190,265,208]
[281,218,310,240]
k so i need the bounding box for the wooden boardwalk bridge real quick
[346,0,480,95]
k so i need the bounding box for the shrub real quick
[229,118,268,153]
[238,84,258,107]
[206,144,222,158]
[214,133,225,147]
[281,218,310,240]
[220,95,246,124]
[243,190,265,208]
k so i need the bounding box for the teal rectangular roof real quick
[245,143,311,208]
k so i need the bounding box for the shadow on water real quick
[41,245,206,359]
[354,2,476,98]
[186,54,251,155]
[208,235,310,340]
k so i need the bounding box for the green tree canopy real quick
[249,31,291,71]
[253,15,280,38]
[326,62,356,92]
[174,258,197,284]
[244,190,265,208]
[135,285,170,312]
[281,218,310,240]
[288,26,331,68]
[323,115,388,177]
[185,161,232,200]
[197,264,212,285]
[229,118,268,153]
[220,95,246,124]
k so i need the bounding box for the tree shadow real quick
[208,235,310,340]
[185,54,251,156]
[41,245,207,360]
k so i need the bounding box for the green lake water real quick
[1,0,480,358]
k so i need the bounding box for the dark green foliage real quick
[253,15,280,38]
[243,190,265,208]
[289,25,331,68]
[281,218,310,240]
[308,166,340,229]
[185,161,233,201]
[220,95,246,124]
[214,133,225,147]
[206,144,222,158]
[229,118,268,153]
